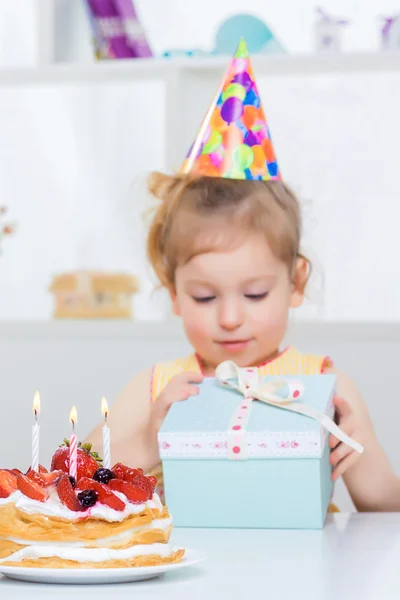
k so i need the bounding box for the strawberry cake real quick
[0,441,183,569]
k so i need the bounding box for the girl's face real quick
[170,231,305,375]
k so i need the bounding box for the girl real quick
[88,172,400,512]
[88,39,400,512]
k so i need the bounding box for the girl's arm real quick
[85,368,160,474]
[326,366,400,511]
[85,369,203,475]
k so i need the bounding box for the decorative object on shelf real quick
[84,0,152,59]
[162,48,215,58]
[181,38,281,181]
[49,271,139,319]
[0,206,15,255]
[380,15,400,50]
[214,13,285,55]
[162,13,285,59]
[314,7,349,52]
[113,0,152,57]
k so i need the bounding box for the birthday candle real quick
[69,406,78,480]
[31,391,41,471]
[101,397,111,469]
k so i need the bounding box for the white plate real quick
[0,548,205,585]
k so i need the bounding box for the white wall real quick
[0,80,168,320]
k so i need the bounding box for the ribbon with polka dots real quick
[226,367,259,460]
[216,360,364,460]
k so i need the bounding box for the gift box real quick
[159,366,338,530]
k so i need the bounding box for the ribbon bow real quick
[215,361,364,460]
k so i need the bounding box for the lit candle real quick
[69,406,78,480]
[32,391,41,471]
[101,397,111,469]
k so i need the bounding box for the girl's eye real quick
[192,296,216,303]
[244,292,269,301]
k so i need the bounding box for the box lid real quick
[159,374,336,460]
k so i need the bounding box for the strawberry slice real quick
[57,475,82,512]
[112,463,130,480]
[131,473,153,495]
[27,470,47,487]
[0,470,18,498]
[109,479,151,504]
[77,477,126,511]
[42,470,64,487]
[4,468,22,478]
[26,464,48,475]
[124,468,144,482]
[111,463,148,488]
[17,474,48,502]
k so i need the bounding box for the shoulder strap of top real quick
[151,347,333,401]
[258,347,333,376]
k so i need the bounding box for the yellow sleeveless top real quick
[148,346,339,513]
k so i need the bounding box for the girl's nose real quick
[218,298,244,330]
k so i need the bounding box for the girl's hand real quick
[150,371,204,433]
[329,395,363,481]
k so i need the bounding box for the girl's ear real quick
[290,256,310,308]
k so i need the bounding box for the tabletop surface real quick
[1,513,400,599]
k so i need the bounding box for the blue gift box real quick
[159,374,336,530]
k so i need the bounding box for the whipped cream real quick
[5,517,173,549]
[0,490,163,522]
[0,542,177,564]
[0,493,19,507]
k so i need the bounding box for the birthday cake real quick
[0,442,183,569]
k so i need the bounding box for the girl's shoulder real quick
[151,353,202,401]
[258,346,333,376]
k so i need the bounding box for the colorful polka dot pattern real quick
[181,38,281,182]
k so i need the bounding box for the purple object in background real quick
[381,15,400,49]
[382,17,395,39]
[85,0,135,59]
[113,0,152,57]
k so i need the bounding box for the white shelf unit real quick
[1,45,400,320]
[2,51,400,85]
[1,50,398,171]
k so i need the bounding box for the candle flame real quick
[69,405,78,425]
[101,396,109,418]
[33,390,41,416]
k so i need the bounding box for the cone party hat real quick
[181,38,281,181]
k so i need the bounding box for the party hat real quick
[181,38,281,181]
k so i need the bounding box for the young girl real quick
[88,40,400,512]
[88,171,400,512]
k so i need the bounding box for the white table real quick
[1,513,400,599]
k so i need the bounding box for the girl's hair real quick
[146,172,310,289]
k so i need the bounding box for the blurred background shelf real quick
[1,319,399,340]
[1,52,400,86]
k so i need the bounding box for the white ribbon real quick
[215,360,364,457]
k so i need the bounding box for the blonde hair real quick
[146,172,309,289]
